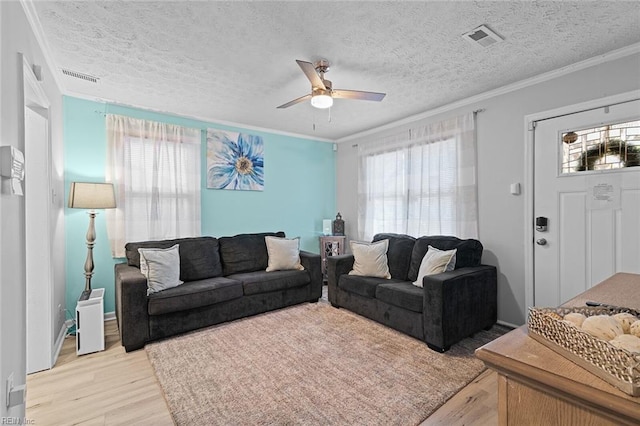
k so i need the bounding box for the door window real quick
[561,119,640,174]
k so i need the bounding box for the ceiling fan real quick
[277,60,386,109]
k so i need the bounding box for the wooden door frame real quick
[523,89,640,311]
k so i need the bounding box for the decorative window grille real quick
[561,120,640,174]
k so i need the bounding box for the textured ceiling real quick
[32,1,640,141]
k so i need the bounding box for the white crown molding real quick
[337,42,640,143]
[20,0,65,94]
[64,89,334,144]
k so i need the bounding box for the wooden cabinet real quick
[319,236,346,280]
[476,273,640,425]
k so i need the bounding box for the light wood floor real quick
[27,320,498,426]
[421,369,498,426]
[26,321,173,426]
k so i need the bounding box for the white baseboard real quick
[497,319,520,329]
[49,314,116,367]
[51,320,68,367]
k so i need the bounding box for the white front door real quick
[533,99,640,307]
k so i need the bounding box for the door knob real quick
[536,238,547,246]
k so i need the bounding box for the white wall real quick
[0,1,64,417]
[336,51,640,326]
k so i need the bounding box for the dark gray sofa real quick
[115,231,322,352]
[327,233,497,352]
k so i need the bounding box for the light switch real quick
[510,183,521,195]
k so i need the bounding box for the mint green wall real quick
[64,96,336,314]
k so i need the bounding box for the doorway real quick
[23,55,54,373]
[526,93,640,308]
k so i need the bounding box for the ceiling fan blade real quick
[296,60,326,90]
[277,94,312,109]
[332,89,386,102]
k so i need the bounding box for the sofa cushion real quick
[265,236,304,271]
[138,244,183,295]
[125,237,222,281]
[407,236,483,282]
[348,240,391,279]
[373,233,416,281]
[376,282,424,313]
[228,270,310,296]
[219,232,285,275]
[147,276,243,316]
[412,246,457,288]
[338,275,403,298]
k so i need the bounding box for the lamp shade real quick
[68,182,116,209]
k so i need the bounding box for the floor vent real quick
[61,68,99,83]
[463,25,503,48]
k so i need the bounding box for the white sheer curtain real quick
[357,112,477,241]
[106,114,201,257]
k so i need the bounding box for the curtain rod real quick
[352,108,485,147]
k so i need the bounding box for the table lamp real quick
[68,182,116,300]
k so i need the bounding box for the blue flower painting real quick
[206,129,264,191]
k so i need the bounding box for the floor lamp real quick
[68,182,116,300]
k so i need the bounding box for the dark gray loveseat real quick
[115,232,322,352]
[327,233,497,352]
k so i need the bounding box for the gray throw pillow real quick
[138,244,183,295]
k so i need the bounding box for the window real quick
[357,113,477,241]
[106,115,201,257]
[561,120,640,174]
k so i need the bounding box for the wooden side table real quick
[319,235,346,281]
[476,273,640,425]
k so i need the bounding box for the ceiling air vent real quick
[61,68,99,84]
[463,25,503,48]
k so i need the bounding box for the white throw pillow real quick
[138,244,183,295]
[265,236,304,272]
[412,245,457,288]
[348,240,391,279]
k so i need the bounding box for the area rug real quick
[146,302,507,426]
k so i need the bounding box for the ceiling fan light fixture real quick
[311,93,333,109]
[277,59,385,110]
